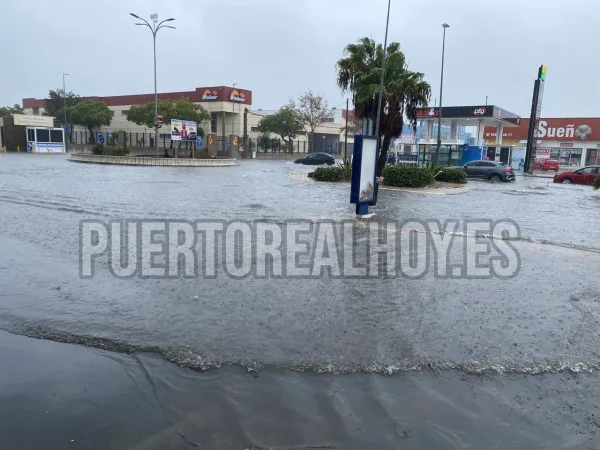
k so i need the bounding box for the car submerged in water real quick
[452,160,516,182]
[294,153,336,165]
[553,166,600,185]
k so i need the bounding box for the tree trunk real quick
[377,134,392,176]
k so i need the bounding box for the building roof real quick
[416,105,520,128]
[23,86,253,109]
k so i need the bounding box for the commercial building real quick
[484,118,600,168]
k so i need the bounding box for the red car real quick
[534,158,559,171]
[553,166,600,185]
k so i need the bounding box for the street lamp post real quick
[232,83,237,138]
[130,13,175,157]
[62,73,69,152]
[374,0,392,142]
[434,23,450,166]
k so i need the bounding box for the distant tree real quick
[43,89,82,124]
[0,104,24,117]
[293,91,334,152]
[69,100,113,142]
[126,97,211,135]
[257,106,303,150]
[257,132,272,152]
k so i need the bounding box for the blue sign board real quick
[108,132,113,137]
[64,126,70,133]
[226,140,231,148]
[97,135,105,144]
[196,135,203,147]
[27,142,33,152]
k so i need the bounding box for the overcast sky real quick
[0,0,596,117]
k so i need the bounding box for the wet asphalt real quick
[1,154,600,448]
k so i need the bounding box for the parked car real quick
[534,158,559,171]
[453,160,516,182]
[294,153,335,165]
[553,166,600,185]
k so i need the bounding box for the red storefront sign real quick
[484,118,600,142]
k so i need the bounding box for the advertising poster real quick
[511,147,526,171]
[358,138,377,202]
[35,143,64,153]
[171,119,197,141]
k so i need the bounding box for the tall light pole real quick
[231,83,237,138]
[434,23,450,166]
[62,73,70,152]
[374,0,392,142]
[130,13,175,157]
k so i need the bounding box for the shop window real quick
[211,113,217,133]
[50,130,63,143]
[36,129,50,142]
[27,129,35,141]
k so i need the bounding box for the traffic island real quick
[69,154,238,167]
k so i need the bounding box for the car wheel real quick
[489,174,502,183]
[561,178,572,184]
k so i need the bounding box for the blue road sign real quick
[97,135,105,144]
[196,135,203,147]
[226,140,231,148]
[64,126,70,133]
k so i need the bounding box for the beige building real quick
[22,87,354,153]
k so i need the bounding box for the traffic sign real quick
[64,126,70,133]
[196,135,203,146]
[97,135,105,144]
[108,132,113,137]
[226,140,231,148]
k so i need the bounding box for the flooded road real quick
[1,154,600,448]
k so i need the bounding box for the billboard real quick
[13,114,54,127]
[171,119,197,141]
[350,136,378,204]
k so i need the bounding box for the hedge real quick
[311,166,346,182]
[435,168,467,184]
[91,144,130,156]
[382,166,434,188]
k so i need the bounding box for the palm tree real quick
[337,38,431,174]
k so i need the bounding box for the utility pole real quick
[63,73,69,152]
[374,0,392,142]
[232,83,237,138]
[434,23,450,166]
[344,98,349,162]
[486,95,488,106]
[130,13,175,157]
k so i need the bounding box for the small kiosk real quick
[14,114,65,153]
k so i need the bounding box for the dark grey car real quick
[294,153,335,165]
[453,160,515,182]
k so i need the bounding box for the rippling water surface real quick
[1,154,600,448]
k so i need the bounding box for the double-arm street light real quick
[434,23,450,166]
[130,13,175,157]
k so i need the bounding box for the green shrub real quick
[311,166,346,182]
[594,177,600,190]
[435,168,467,184]
[382,165,434,188]
[106,147,130,156]
[337,160,352,180]
[92,143,105,155]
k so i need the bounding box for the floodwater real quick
[1,153,600,449]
